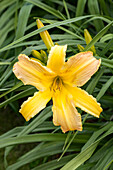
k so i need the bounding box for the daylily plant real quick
[13,45,102,133]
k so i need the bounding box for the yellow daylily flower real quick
[13,45,102,133]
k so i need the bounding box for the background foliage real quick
[0,0,113,169]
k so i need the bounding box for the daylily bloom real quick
[13,45,102,133]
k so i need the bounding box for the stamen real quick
[51,76,62,92]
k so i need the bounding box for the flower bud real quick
[31,58,45,65]
[40,50,48,63]
[84,29,96,54]
[31,50,43,62]
[77,44,84,52]
[37,19,54,50]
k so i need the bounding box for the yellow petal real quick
[13,54,55,91]
[20,90,51,121]
[66,85,102,118]
[47,45,67,73]
[37,19,54,50]
[62,51,101,86]
[52,87,82,133]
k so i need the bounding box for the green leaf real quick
[88,0,104,31]
[32,154,75,170]
[0,87,36,108]
[15,2,33,55]
[96,76,113,100]
[0,15,92,53]
[0,0,16,13]
[25,0,64,19]
[86,66,106,94]
[61,124,113,170]
[0,82,23,98]
[76,0,87,17]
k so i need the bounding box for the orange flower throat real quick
[51,76,63,92]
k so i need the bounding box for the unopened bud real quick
[84,29,96,54]
[40,50,48,63]
[37,19,54,50]
[77,44,84,52]
[31,50,43,62]
[31,58,45,66]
